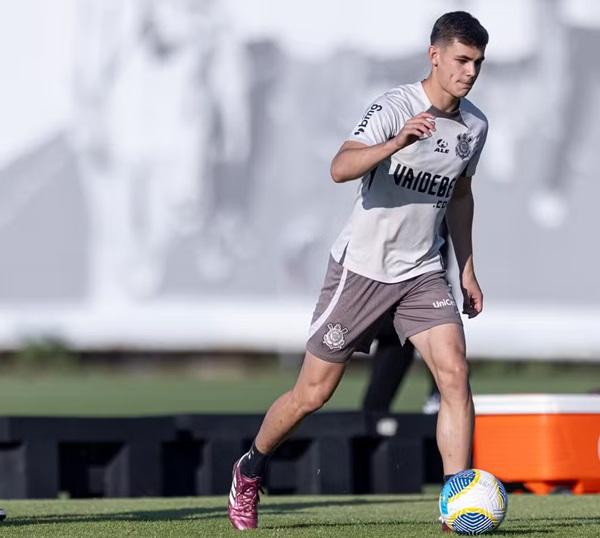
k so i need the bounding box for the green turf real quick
[0,363,597,416]
[0,366,598,535]
[1,494,599,537]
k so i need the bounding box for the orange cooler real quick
[473,394,600,494]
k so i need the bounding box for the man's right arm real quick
[330,112,437,183]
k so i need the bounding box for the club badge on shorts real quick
[455,133,473,160]
[323,323,349,351]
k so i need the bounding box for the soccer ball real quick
[439,469,507,535]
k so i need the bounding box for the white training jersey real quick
[330,81,488,283]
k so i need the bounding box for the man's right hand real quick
[331,112,436,183]
[388,112,436,151]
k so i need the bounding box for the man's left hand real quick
[461,275,483,318]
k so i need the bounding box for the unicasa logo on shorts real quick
[354,104,382,135]
[433,295,456,309]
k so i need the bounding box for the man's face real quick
[431,39,485,98]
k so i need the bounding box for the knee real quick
[436,356,470,398]
[293,384,333,415]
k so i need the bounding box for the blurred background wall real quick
[0,0,598,359]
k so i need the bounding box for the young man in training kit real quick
[229,11,488,530]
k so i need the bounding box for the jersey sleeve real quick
[464,122,488,177]
[347,95,402,146]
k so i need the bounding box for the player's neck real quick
[421,77,460,113]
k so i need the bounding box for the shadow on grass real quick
[509,516,600,524]
[1,508,215,527]
[262,513,599,533]
[263,496,434,513]
[7,511,554,535]
[263,521,552,534]
[9,498,595,532]
[1,497,431,527]
[490,530,551,536]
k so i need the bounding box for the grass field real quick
[0,363,597,536]
[1,493,599,537]
[0,362,597,415]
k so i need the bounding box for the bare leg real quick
[254,351,346,453]
[229,350,343,529]
[409,323,473,474]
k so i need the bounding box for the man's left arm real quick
[445,176,483,318]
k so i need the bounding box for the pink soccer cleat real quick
[228,457,263,530]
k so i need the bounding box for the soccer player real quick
[228,11,488,530]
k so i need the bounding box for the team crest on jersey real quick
[455,133,473,160]
[323,323,349,351]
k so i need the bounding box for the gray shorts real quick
[306,257,463,363]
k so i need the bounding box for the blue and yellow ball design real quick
[439,469,507,535]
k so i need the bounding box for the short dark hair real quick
[430,11,488,49]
